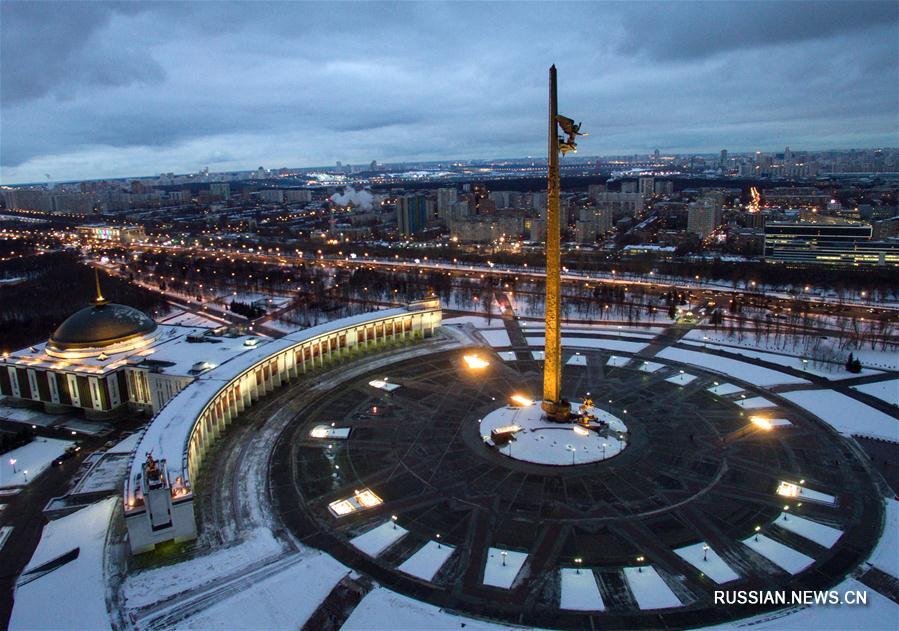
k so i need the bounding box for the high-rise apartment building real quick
[396,194,429,236]
[687,196,723,238]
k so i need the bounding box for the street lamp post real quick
[703,545,710,562]
[754,525,761,541]
[636,555,645,572]
[574,557,583,574]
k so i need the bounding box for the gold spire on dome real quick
[94,268,108,305]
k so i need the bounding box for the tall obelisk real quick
[542,65,564,417]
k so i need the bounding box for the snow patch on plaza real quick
[741,533,815,574]
[623,566,683,609]
[398,540,454,581]
[483,548,528,589]
[560,568,605,611]
[674,542,740,583]
[351,520,408,557]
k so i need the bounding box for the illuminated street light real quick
[574,557,583,574]
[500,550,508,566]
[754,525,761,541]
[703,545,710,562]
[636,555,645,572]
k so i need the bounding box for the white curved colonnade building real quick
[124,299,441,554]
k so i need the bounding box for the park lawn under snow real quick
[479,329,512,348]
[9,497,116,631]
[638,360,665,373]
[674,543,740,584]
[527,336,647,354]
[483,548,528,589]
[606,355,630,367]
[350,521,408,557]
[780,390,899,443]
[0,438,74,487]
[681,338,881,380]
[560,568,605,611]
[497,351,517,361]
[177,552,348,630]
[622,566,682,609]
[567,353,588,366]
[342,587,522,630]
[397,540,454,582]
[656,347,809,387]
[852,378,899,407]
[773,513,843,548]
[741,534,815,574]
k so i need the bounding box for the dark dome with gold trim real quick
[49,302,157,351]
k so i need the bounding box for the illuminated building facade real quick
[764,222,899,266]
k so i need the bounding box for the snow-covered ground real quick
[0,437,74,487]
[622,566,683,609]
[350,521,408,557]
[682,329,897,372]
[567,353,588,366]
[497,351,517,361]
[479,329,512,348]
[681,337,882,380]
[780,389,899,443]
[175,552,348,629]
[868,499,898,578]
[741,534,815,574]
[483,547,528,589]
[666,372,698,386]
[707,383,744,396]
[123,528,286,608]
[852,379,899,407]
[674,542,740,584]
[531,350,545,360]
[443,315,506,329]
[656,348,809,387]
[527,336,648,354]
[606,355,630,367]
[342,587,522,630]
[774,513,843,548]
[638,360,665,373]
[735,396,777,409]
[482,403,628,466]
[10,497,116,631]
[560,568,605,611]
[714,577,899,630]
[397,540,454,582]
[159,310,221,328]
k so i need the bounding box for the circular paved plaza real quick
[269,347,885,629]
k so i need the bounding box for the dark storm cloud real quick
[1,1,896,183]
[615,1,897,60]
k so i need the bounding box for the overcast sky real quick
[1,1,897,184]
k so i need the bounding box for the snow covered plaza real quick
[5,300,899,630]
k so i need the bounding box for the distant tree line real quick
[0,251,169,353]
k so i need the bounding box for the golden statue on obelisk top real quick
[542,65,586,420]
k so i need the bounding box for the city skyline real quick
[2,1,898,185]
